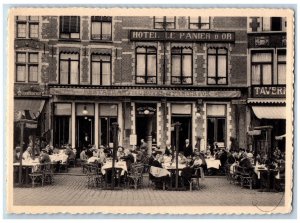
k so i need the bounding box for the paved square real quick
[13,168,284,207]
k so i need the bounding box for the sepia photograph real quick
[6,7,294,215]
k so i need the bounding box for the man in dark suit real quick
[183,139,193,158]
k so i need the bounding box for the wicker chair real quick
[85,163,102,188]
[189,167,205,191]
[236,166,253,189]
[28,164,44,187]
[127,163,145,189]
[42,163,54,185]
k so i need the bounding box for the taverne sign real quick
[130,30,235,42]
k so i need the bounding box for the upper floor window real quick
[249,17,287,32]
[91,54,111,85]
[16,16,39,39]
[189,17,210,29]
[59,53,79,84]
[277,50,286,85]
[16,52,39,82]
[207,48,228,85]
[59,16,80,39]
[154,16,176,29]
[91,16,112,41]
[251,51,273,85]
[136,47,157,84]
[171,47,193,85]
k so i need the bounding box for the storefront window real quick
[59,53,79,84]
[54,103,72,147]
[99,104,118,147]
[136,47,157,84]
[251,51,273,85]
[171,47,193,85]
[91,16,112,41]
[91,54,111,85]
[207,48,228,85]
[59,16,80,39]
[206,104,226,145]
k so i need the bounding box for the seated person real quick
[191,154,203,168]
[177,152,187,164]
[121,149,134,170]
[80,147,88,162]
[85,147,93,158]
[239,153,259,188]
[149,154,169,189]
[22,146,33,161]
[181,162,194,188]
[13,146,21,163]
[39,149,51,163]
[65,146,76,161]
[117,146,125,160]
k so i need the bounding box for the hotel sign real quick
[252,85,286,98]
[50,87,241,98]
[130,30,235,42]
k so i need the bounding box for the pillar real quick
[71,102,76,148]
[94,103,99,148]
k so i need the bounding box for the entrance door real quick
[77,117,94,148]
[171,116,192,152]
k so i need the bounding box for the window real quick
[171,47,193,85]
[207,48,228,85]
[154,16,176,29]
[136,47,157,84]
[16,16,39,38]
[251,51,273,85]
[189,17,210,29]
[16,52,38,82]
[91,16,112,41]
[59,16,80,39]
[54,103,72,147]
[250,17,286,32]
[277,50,286,85]
[59,53,79,84]
[206,104,226,145]
[91,54,111,85]
[99,104,118,147]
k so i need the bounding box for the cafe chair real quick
[188,167,205,191]
[127,163,145,189]
[59,160,69,173]
[68,158,76,168]
[28,165,44,187]
[42,163,54,185]
[236,166,253,189]
[85,164,101,188]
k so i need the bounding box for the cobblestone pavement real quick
[13,167,284,207]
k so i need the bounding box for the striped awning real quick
[248,98,286,104]
[14,99,45,120]
[252,106,286,119]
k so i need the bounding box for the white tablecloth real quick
[150,166,171,177]
[49,154,68,163]
[205,159,221,169]
[101,161,127,175]
[254,165,280,179]
[87,157,101,163]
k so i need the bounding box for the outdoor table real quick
[49,154,68,163]
[162,163,186,190]
[87,157,101,163]
[13,159,40,185]
[256,167,279,192]
[101,161,127,175]
[205,158,221,169]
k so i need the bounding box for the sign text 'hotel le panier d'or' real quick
[130,30,235,42]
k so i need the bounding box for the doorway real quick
[77,116,94,148]
[171,116,192,152]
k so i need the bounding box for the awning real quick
[247,130,261,136]
[252,106,286,119]
[14,99,45,120]
[248,98,286,104]
[275,134,286,140]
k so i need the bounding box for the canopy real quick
[252,106,286,119]
[247,130,262,136]
[14,99,45,120]
[275,134,286,140]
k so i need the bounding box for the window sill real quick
[90,40,113,43]
[58,39,81,42]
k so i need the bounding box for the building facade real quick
[246,17,287,155]
[14,15,253,154]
